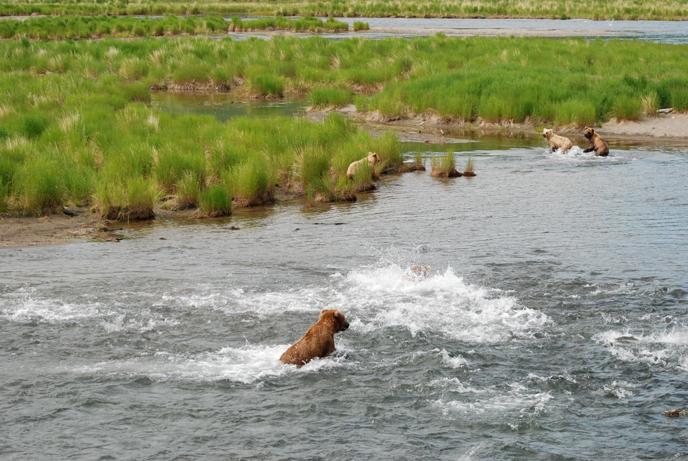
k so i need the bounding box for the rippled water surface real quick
[2,134,688,458]
[152,93,306,122]
[234,17,688,44]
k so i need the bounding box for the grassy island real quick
[1,34,687,218]
[0,0,687,20]
[0,15,352,40]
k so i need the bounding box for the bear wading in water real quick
[583,127,609,156]
[542,128,573,153]
[280,309,349,367]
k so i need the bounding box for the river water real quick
[335,17,688,44]
[229,16,688,44]
[2,99,688,458]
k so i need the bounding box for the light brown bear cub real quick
[583,127,609,157]
[280,309,349,367]
[347,152,379,180]
[542,128,573,153]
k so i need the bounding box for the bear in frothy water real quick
[280,309,349,367]
[542,128,573,153]
[583,127,609,157]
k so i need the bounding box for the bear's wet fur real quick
[280,309,350,367]
[542,128,573,153]
[583,127,609,157]
[347,152,379,180]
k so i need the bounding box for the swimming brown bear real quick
[583,127,609,157]
[279,309,350,367]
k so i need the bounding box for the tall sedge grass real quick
[0,15,352,41]
[464,157,475,176]
[309,88,353,107]
[17,157,63,213]
[3,36,687,127]
[198,184,232,217]
[0,0,686,20]
[224,156,275,206]
[0,62,401,215]
[2,35,688,215]
[430,151,461,180]
[229,16,349,33]
[175,171,201,209]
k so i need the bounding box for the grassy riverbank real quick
[1,34,687,217]
[2,35,687,123]
[0,15,351,40]
[1,0,687,20]
[0,70,402,217]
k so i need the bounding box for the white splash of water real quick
[433,382,553,420]
[338,265,549,344]
[594,327,688,370]
[77,343,354,384]
[543,145,624,162]
[0,287,102,322]
[602,380,637,399]
[440,349,469,368]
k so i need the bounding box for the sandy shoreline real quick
[308,105,688,143]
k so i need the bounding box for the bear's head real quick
[320,309,349,332]
[584,127,595,139]
[542,128,553,140]
[411,265,430,276]
[368,152,379,165]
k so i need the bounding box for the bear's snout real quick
[342,320,350,331]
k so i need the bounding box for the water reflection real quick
[152,93,307,122]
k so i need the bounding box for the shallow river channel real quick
[2,98,688,458]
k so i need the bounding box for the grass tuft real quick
[198,184,232,217]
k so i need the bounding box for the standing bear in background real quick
[583,127,609,157]
[542,128,573,153]
[347,152,379,180]
[280,309,350,367]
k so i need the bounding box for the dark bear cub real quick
[583,127,609,157]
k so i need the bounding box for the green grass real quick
[1,0,687,20]
[175,171,201,209]
[4,35,686,127]
[0,59,402,216]
[0,15,230,40]
[250,75,285,97]
[229,15,349,33]
[430,151,457,179]
[224,155,274,206]
[2,34,688,216]
[309,88,353,107]
[464,157,475,174]
[198,184,232,217]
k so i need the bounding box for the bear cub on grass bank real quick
[280,309,350,367]
[542,128,573,153]
[347,152,379,180]
[583,127,609,157]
